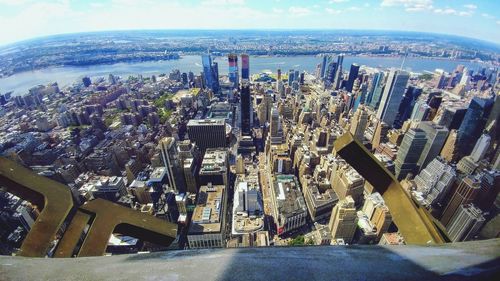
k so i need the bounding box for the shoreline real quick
[0,54,491,96]
[1,54,491,79]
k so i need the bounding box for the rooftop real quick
[189,184,225,235]
[274,175,307,217]
[187,118,225,126]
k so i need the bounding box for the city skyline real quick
[0,0,499,46]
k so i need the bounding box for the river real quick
[0,55,488,95]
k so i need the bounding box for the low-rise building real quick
[270,175,308,236]
[188,184,227,249]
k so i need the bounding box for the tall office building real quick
[457,97,494,157]
[333,54,344,90]
[328,196,357,243]
[475,170,500,212]
[187,119,226,153]
[394,86,422,128]
[331,164,364,203]
[228,54,239,88]
[269,107,283,144]
[288,70,295,86]
[345,64,360,92]
[350,105,368,141]
[198,149,229,188]
[446,204,485,242]
[325,60,338,84]
[394,128,427,180]
[413,157,456,207]
[416,122,449,171]
[241,54,250,80]
[485,95,500,142]
[410,99,431,121]
[320,55,329,78]
[440,129,460,163]
[376,70,410,127]
[202,54,220,93]
[240,82,253,135]
[367,72,385,109]
[159,137,186,192]
[362,192,392,241]
[371,205,392,241]
[469,133,491,162]
[440,175,481,227]
[371,119,389,150]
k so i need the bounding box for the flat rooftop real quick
[187,118,225,126]
[274,175,307,217]
[189,184,225,235]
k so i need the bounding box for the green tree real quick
[288,235,305,246]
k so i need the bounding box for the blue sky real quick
[0,0,499,45]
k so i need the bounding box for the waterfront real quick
[0,55,488,95]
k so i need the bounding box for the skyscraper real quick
[332,54,344,90]
[320,55,329,78]
[410,99,431,122]
[202,54,220,93]
[350,105,368,141]
[416,122,449,171]
[469,133,491,162]
[228,54,239,88]
[457,97,494,157]
[367,72,385,109]
[371,119,389,150]
[413,157,456,207]
[159,137,186,192]
[446,204,485,242]
[241,54,250,80]
[376,69,410,127]
[328,196,357,243]
[288,70,295,86]
[394,86,422,128]
[325,60,338,84]
[440,175,481,227]
[440,129,460,163]
[394,128,427,180]
[187,119,226,153]
[240,82,252,135]
[475,170,500,212]
[269,106,283,144]
[345,63,360,92]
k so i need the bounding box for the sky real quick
[0,0,499,46]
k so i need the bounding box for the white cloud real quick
[381,0,433,12]
[481,13,494,19]
[201,0,245,5]
[463,4,477,10]
[329,0,350,3]
[458,11,473,17]
[326,8,342,15]
[288,6,312,17]
[497,20,500,25]
[433,7,473,17]
[433,8,456,15]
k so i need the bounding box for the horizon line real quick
[1,28,499,51]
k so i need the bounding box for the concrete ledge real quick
[1,239,499,281]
